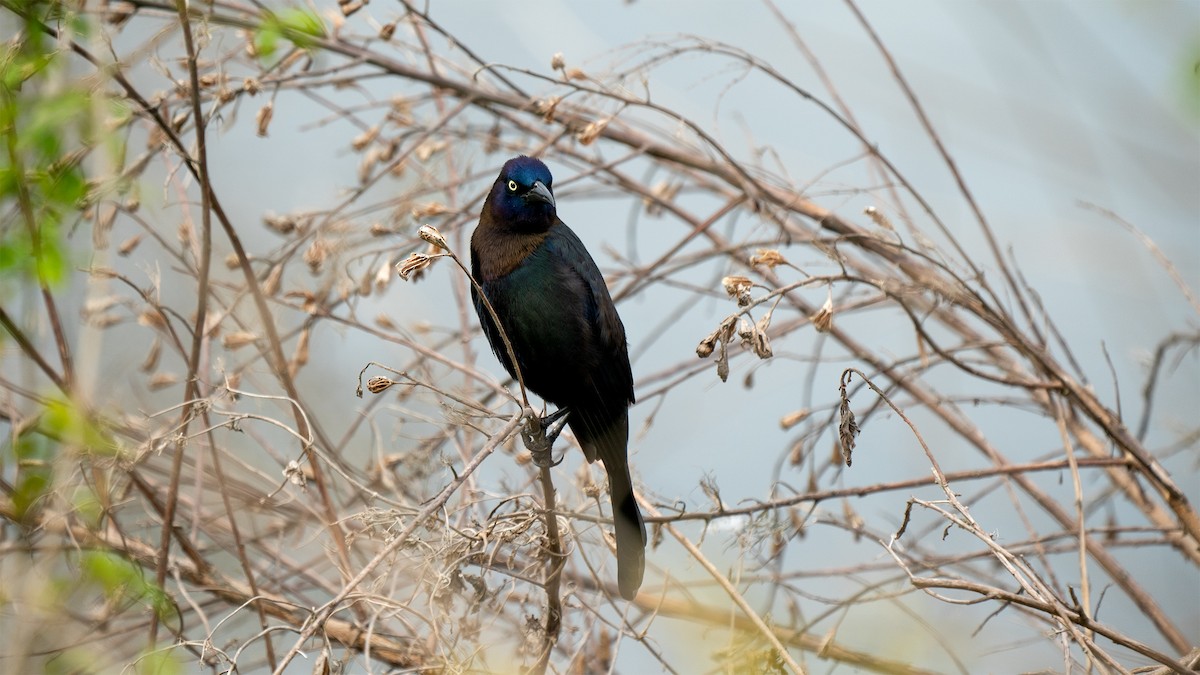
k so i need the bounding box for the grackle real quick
[470,156,645,600]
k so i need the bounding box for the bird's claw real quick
[521,408,570,468]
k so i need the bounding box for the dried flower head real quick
[397,252,441,280]
[283,460,306,488]
[643,181,680,217]
[722,275,754,306]
[810,294,834,333]
[351,125,380,151]
[378,21,396,40]
[285,290,319,314]
[750,248,788,269]
[263,213,297,235]
[137,308,168,331]
[577,117,609,146]
[863,205,894,231]
[304,238,328,273]
[550,51,565,71]
[534,95,561,123]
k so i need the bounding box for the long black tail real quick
[574,410,646,600]
[607,455,646,600]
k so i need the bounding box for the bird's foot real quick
[541,407,570,445]
[521,407,570,468]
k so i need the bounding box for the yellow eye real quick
[507,180,518,192]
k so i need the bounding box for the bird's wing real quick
[545,222,635,407]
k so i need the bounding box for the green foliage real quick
[135,649,183,675]
[80,550,174,622]
[43,397,120,456]
[0,3,97,293]
[254,6,326,59]
[10,431,53,522]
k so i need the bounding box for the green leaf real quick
[135,650,182,675]
[254,7,325,58]
[275,7,326,46]
[11,433,53,521]
[253,23,280,58]
[81,551,174,621]
[46,163,87,206]
[43,397,120,456]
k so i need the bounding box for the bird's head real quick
[485,156,557,232]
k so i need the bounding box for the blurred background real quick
[1,1,1196,672]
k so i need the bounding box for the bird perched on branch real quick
[470,156,645,600]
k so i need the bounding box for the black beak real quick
[524,180,555,208]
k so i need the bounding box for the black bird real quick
[470,156,645,600]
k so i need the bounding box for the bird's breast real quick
[473,230,549,281]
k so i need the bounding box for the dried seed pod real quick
[223,331,258,350]
[261,264,282,297]
[837,391,859,466]
[752,312,773,358]
[418,225,448,251]
[137,308,168,331]
[351,125,380,151]
[374,258,393,291]
[117,234,143,256]
[294,329,310,366]
[779,409,810,430]
[141,338,161,373]
[366,376,394,394]
[256,101,273,137]
[411,202,448,219]
[148,372,178,390]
